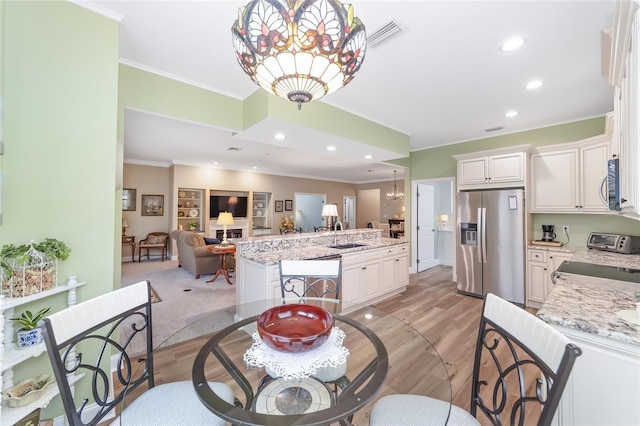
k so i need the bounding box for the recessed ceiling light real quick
[526,80,543,90]
[274,133,285,140]
[364,154,372,160]
[505,110,518,118]
[213,161,219,165]
[501,37,525,51]
[252,166,258,169]
[327,145,336,151]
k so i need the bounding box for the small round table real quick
[206,244,236,285]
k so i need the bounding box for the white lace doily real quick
[243,327,349,380]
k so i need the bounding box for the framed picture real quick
[285,200,293,211]
[275,200,284,212]
[122,188,136,211]
[141,194,164,216]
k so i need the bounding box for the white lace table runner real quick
[243,327,349,380]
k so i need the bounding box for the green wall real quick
[1,1,119,419]
[410,117,606,180]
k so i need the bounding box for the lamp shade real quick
[231,0,367,109]
[217,212,235,226]
[440,214,449,222]
[321,204,338,217]
[122,218,129,228]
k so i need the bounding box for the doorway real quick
[294,193,326,232]
[343,196,356,229]
[411,177,455,274]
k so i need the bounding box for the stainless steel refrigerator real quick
[456,189,525,304]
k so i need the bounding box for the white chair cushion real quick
[370,394,480,426]
[110,381,233,426]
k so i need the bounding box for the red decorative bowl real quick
[257,304,334,352]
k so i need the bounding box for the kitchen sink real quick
[328,243,366,249]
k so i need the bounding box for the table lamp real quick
[122,217,129,237]
[217,212,234,245]
[321,204,339,229]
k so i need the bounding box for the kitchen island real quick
[232,229,409,306]
[537,250,640,426]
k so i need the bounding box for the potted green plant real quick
[187,221,199,231]
[1,238,71,297]
[10,307,51,349]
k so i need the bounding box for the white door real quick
[417,184,437,272]
[343,196,356,229]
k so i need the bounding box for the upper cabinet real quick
[607,1,640,217]
[530,137,609,213]
[454,145,530,191]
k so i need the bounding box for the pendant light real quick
[386,170,404,202]
[232,0,367,110]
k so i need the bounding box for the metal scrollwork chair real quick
[275,259,348,392]
[370,293,582,426]
[39,280,232,426]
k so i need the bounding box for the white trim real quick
[68,0,124,21]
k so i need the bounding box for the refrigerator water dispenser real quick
[460,223,477,245]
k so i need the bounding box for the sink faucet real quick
[333,220,343,246]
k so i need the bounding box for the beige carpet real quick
[120,259,236,354]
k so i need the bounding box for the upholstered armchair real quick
[138,232,169,262]
[171,230,235,279]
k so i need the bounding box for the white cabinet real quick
[252,192,271,235]
[526,248,572,308]
[382,244,409,292]
[530,138,609,213]
[341,249,382,304]
[454,146,529,190]
[1,282,86,425]
[177,188,204,231]
[237,245,405,307]
[554,326,640,426]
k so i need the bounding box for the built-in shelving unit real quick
[177,188,204,231]
[252,192,271,235]
[1,281,87,424]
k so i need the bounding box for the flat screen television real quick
[210,195,248,218]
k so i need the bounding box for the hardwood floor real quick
[108,265,539,424]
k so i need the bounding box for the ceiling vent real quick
[227,147,242,151]
[485,126,504,132]
[368,20,404,48]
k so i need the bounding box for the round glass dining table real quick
[122,298,451,425]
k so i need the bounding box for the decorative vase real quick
[16,328,43,349]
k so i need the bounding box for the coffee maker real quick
[542,225,556,242]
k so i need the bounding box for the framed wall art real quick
[122,188,136,211]
[141,194,164,216]
[285,199,293,211]
[274,200,283,212]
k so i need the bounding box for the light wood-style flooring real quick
[109,265,538,424]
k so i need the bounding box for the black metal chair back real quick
[471,293,582,426]
[279,259,342,300]
[39,281,154,426]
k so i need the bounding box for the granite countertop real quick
[537,249,640,346]
[240,237,407,265]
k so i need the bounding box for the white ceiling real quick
[86,0,616,183]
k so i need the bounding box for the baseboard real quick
[439,260,453,266]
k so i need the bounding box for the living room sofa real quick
[171,230,235,279]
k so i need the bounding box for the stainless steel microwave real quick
[587,232,640,254]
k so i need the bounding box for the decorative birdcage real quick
[1,244,58,298]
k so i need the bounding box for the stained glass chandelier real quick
[386,170,404,202]
[232,0,367,110]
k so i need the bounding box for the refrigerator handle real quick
[481,207,487,264]
[477,208,483,263]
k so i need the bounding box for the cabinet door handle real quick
[362,267,366,270]
[396,258,399,262]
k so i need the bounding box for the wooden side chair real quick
[39,280,232,426]
[370,293,582,426]
[138,231,168,262]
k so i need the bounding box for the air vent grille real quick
[368,20,404,48]
[227,147,242,151]
[485,126,504,132]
